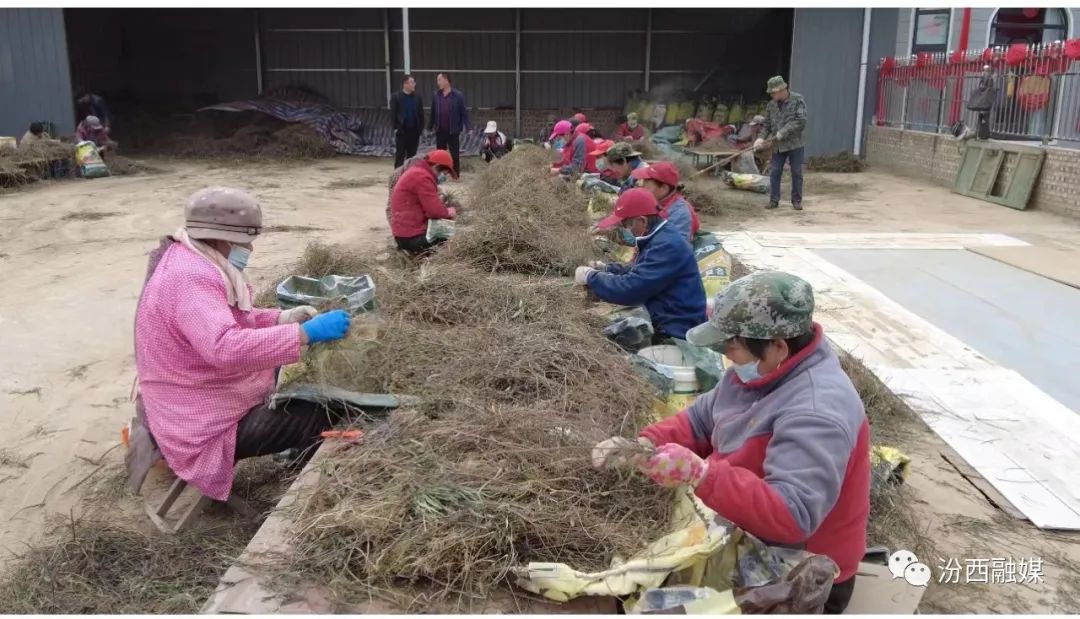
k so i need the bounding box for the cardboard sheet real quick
[968,245,1080,289]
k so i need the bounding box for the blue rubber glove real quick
[301,309,351,344]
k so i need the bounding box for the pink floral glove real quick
[638,443,708,488]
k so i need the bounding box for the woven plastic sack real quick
[727,104,745,125]
[712,104,729,125]
[650,104,668,129]
[426,218,455,243]
[694,233,733,304]
[720,170,769,193]
[75,141,109,178]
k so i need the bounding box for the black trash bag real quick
[967,73,999,112]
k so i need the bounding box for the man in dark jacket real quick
[575,188,706,341]
[76,91,111,131]
[389,149,458,255]
[428,73,470,175]
[390,75,424,168]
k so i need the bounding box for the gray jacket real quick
[763,92,807,153]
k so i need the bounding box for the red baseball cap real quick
[572,113,587,123]
[631,161,679,187]
[426,149,458,179]
[595,187,662,230]
[574,122,594,135]
[589,139,615,157]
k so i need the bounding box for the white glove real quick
[592,436,655,470]
[753,138,765,151]
[588,260,607,270]
[278,305,318,325]
[574,266,596,286]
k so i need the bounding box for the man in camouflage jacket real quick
[756,76,808,210]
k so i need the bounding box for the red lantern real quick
[1065,38,1080,61]
[1005,43,1029,66]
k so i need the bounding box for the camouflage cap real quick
[686,271,814,347]
[605,142,641,160]
[766,76,789,93]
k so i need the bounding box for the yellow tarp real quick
[512,497,731,602]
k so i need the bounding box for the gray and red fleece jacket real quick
[640,324,870,583]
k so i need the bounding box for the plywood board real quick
[845,562,926,615]
[745,232,1028,250]
[719,231,1080,530]
[969,245,1080,289]
[814,248,1080,413]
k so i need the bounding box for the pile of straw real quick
[807,151,865,173]
[680,176,726,216]
[164,122,336,159]
[281,162,673,606]
[438,146,601,276]
[0,142,74,188]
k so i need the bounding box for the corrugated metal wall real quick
[790,8,864,157]
[260,8,389,109]
[259,8,791,111]
[0,8,75,138]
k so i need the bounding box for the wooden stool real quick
[144,466,258,534]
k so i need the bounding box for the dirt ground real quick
[1,157,1078,612]
[0,157,394,559]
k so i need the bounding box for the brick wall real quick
[865,125,1080,219]
[1030,148,1080,220]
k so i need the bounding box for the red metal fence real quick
[876,39,1080,144]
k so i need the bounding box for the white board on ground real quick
[719,231,1080,530]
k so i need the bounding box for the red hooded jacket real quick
[660,191,700,240]
[640,325,870,584]
[389,163,453,238]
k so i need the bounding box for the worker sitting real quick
[575,188,706,342]
[631,162,700,241]
[480,121,513,163]
[545,119,572,153]
[75,115,113,154]
[389,148,458,255]
[569,112,587,131]
[614,112,646,142]
[551,122,598,178]
[133,187,352,504]
[19,122,57,149]
[593,141,645,193]
[592,271,869,614]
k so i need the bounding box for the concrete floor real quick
[815,247,1080,413]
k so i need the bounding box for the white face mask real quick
[228,245,251,270]
[733,360,762,383]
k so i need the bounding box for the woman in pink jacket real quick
[131,187,351,501]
